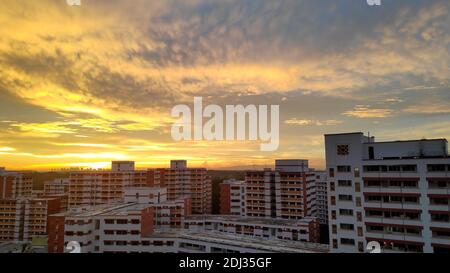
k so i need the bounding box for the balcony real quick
[365,231,424,244]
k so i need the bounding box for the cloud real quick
[342,105,394,118]
[284,119,343,126]
[0,0,449,170]
[403,102,450,115]
[385,97,403,104]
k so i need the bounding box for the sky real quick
[0,0,449,170]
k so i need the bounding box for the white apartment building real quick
[326,132,450,253]
[184,215,320,243]
[313,171,328,225]
[48,202,327,253]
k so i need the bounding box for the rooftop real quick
[50,202,144,217]
[364,138,448,144]
[185,215,317,227]
[148,231,328,253]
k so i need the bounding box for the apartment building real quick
[47,202,327,253]
[44,179,69,195]
[49,186,192,252]
[123,186,192,230]
[0,197,61,242]
[245,160,316,220]
[326,132,450,253]
[68,162,136,208]
[146,160,212,214]
[313,171,328,225]
[184,215,320,243]
[69,161,211,214]
[0,169,32,199]
[219,179,246,216]
[48,203,155,253]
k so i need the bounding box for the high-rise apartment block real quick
[326,132,450,253]
[0,197,62,242]
[0,169,32,199]
[219,179,246,216]
[69,161,211,215]
[48,203,155,253]
[245,160,316,220]
[68,161,136,207]
[146,160,212,214]
[314,171,328,225]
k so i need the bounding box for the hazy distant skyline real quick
[0,0,449,170]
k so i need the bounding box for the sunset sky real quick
[0,0,449,170]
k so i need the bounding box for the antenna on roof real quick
[368,131,371,142]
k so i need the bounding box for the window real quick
[338,180,352,187]
[337,145,349,155]
[357,227,363,236]
[428,164,446,172]
[431,213,450,222]
[330,182,335,191]
[355,182,361,192]
[389,165,400,172]
[354,167,360,178]
[337,166,351,173]
[332,225,337,234]
[339,209,353,216]
[340,238,355,246]
[333,239,338,249]
[358,242,364,252]
[331,210,337,220]
[329,168,335,178]
[368,146,374,160]
[356,197,362,207]
[364,165,380,172]
[331,196,336,206]
[339,195,353,201]
[357,212,362,222]
[401,165,417,172]
[340,223,354,231]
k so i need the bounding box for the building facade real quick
[184,215,320,243]
[44,178,69,195]
[69,161,211,215]
[245,160,317,220]
[326,132,450,253]
[313,171,328,225]
[0,198,62,242]
[48,202,326,253]
[0,170,32,199]
[219,179,246,216]
[146,160,212,214]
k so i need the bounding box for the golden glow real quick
[0,1,449,170]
